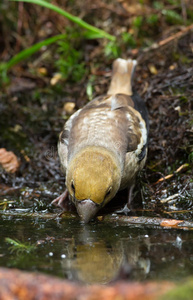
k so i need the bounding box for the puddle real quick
[1,213,193,284]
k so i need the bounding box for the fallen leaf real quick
[0,148,20,173]
[50,73,62,85]
[148,64,158,75]
[38,67,48,76]
[160,220,183,227]
[63,102,76,115]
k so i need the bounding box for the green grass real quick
[12,0,115,41]
[5,237,36,255]
[0,34,66,82]
[0,0,115,83]
[55,29,86,82]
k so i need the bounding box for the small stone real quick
[63,102,76,115]
[50,73,62,85]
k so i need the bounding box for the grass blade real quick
[0,34,66,72]
[5,237,36,254]
[11,0,116,41]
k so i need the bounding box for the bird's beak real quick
[75,199,100,223]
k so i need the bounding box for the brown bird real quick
[52,58,149,223]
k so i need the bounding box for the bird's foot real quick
[115,204,131,215]
[51,189,68,210]
[115,184,135,215]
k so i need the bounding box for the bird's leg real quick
[127,183,135,208]
[51,189,68,210]
[115,184,135,215]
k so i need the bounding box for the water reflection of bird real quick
[52,58,149,223]
[60,225,124,284]
[60,229,151,284]
[74,241,123,284]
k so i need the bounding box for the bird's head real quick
[66,146,121,223]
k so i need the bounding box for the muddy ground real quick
[0,0,193,220]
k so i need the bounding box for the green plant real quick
[104,41,121,59]
[121,32,136,48]
[146,14,159,25]
[0,34,66,83]
[12,0,115,41]
[188,152,193,163]
[167,0,180,5]
[55,29,86,82]
[153,1,164,10]
[86,75,96,101]
[132,16,143,29]
[162,9,183,25]
[0,0,115,83]
[5,237,36,255]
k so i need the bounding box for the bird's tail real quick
[107,58,137,96]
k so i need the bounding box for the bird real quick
[52,58,149,223]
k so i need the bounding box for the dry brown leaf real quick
[37,67,48,76]
[63,102,76,115]
[121,2,151,16]
[50,73,62,85]
[0,148,20,173]
[160,220,183,227]
[148,64,158,75]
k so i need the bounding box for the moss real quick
[159,278,193,300]
[172,52,192,64]
[162,9,184,25]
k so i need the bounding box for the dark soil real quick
[0,0,193,220]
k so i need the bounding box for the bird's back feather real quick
[58,58,148,187]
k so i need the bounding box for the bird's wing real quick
[58,109,82,174]
[110,93,148,189]
[107,57,148,165]
[109,93,148,157]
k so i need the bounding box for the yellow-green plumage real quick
[66,146,121,205]
[52,58,149,223]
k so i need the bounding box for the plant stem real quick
[1,34,66,71]
[12,0,116,41]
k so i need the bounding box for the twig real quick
[152,163,189,185]
[164,209,193,214]
[99,214,193,230]
[160,179,191,204]
[1,209,192,230]
[148,24,193,49]
[0,210,75,220]
[138,24,193,61]
[160,193,180,204]
[153,24,193,48]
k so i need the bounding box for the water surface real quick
[1,213,193,284]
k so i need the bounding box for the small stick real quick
[160,193,180,204]
[147,24,193,50]
[99,214,193,230]
[164,209,193,214]
[152,163,189,185]
[160,179,191,203]
[138,24,193,61]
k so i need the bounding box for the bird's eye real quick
[105,187,112,198]
[71,181,75,193]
